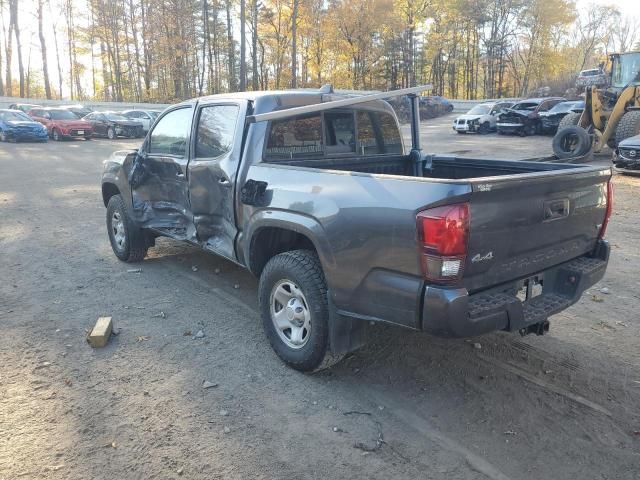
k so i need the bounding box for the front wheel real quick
[258,250,344,372]
[52,129,62,141]
[0,130,6,142]
[106,194,147,262]
[107,127,116,140]
[478,122,490,134]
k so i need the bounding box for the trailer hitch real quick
[519,320,550,337]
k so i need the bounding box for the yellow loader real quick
[553,51,640,159]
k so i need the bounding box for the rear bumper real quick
[421,241,610,337]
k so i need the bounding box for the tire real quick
[478,122,490,134]
[106,194,147,262]
[84,135,92,141]
[456,130,466,134]
[52,129,61,141]
[107,127,116,139]
[552,126,592,159]
[558,112,581,131]
[615,110,640,147]
[0,130,6,142]
[258,250,344,372]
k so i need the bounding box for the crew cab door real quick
[187,101,246,260]
[130,105,194,237]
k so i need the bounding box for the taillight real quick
[598,180,613,240]
[417,203,469,283]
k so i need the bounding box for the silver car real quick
[120,109,162,133]
[452,101,514,134]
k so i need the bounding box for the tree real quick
[37,0,52,99]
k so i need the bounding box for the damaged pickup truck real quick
[101,85,612,371]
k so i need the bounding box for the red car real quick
[27,107,93,141]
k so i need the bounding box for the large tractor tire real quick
[552,126,592,159]
[615,111,640,146]
[557,112,581,131]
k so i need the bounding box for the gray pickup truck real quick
[101,85,612,371]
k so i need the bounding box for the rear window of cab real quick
[264,110,402,161]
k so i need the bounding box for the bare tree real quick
[240,0,246,90]
[37,0,52,99]
[291,0,297,87]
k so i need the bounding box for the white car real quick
[120,109,162,133]
[452,101,514,134]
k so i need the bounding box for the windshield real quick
[467,105,491,115]
[512,102,539,111]
[106,114,128,121]
[611,52,640,88]
[549,102,582,113]
[1,111,32,122]
[49,110,80,120]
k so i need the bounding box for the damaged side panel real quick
[186,102,246,261]
[128,105,197,241]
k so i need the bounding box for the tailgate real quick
[463,167,611,293]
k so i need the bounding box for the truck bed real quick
[265,152,589,179]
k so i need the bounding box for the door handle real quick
[218,177,230,185]
[176,172,185,178]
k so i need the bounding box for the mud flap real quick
[327,294,367,356]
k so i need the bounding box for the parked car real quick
[539,101,585,134]
[452,101,514,134]
[8,103,42,113]
[496,97,566,136]
[428,95,454,112]
[101,86,611,371]
[60,104,94,119]
[27,107,93,141]
[576,68,608,89]
[83,112,144,139]
[391,95,455,122]
[0,109,48,142]
[120,109,162,132]
[614,134,640,174]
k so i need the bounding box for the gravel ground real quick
[0,122,638,480]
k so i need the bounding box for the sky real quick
[577,0,640,16]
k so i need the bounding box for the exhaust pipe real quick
[519,320,550,337]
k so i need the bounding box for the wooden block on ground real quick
[88,316,113,348]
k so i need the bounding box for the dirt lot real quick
[1,117,639,480]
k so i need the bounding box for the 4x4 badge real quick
[471,252,494,263]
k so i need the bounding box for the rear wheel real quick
[258,250,344,372]
[615,111,640,147]
[106,194,147,262]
